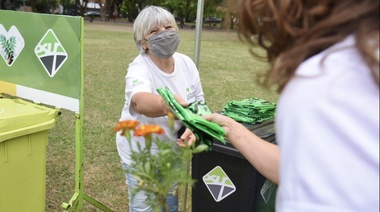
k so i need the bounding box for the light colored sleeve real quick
[125,62,153,116]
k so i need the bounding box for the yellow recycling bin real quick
[0,98,59,212]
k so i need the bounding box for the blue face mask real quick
[148,30,180,58]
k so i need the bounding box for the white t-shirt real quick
[276,35,379,211]
[116,52,205,164]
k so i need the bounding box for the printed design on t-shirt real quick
[186,85,195,101]
[130,79,144,89]
[202,166,236,202]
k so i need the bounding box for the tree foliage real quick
[0,0,227,26]
[122,0,226,24]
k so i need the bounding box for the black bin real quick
[192,120,277,212]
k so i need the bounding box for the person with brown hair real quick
[180,0,379,211]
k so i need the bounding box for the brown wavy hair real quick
[235,0,379,92]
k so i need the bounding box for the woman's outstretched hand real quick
[177,113,232,147]
[177,128,197,147]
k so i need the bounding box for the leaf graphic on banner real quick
[0,24,25,66]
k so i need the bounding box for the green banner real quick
[0,10,83,113]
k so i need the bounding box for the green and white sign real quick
[0,10,83,113]
[0,11,115,211]
[203,166,236,202]
[35,29,68,77]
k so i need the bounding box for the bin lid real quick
[0,98,58,142]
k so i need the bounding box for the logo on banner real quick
[202,166,236,202]
[35,29,68,77]
[0,25,25,66]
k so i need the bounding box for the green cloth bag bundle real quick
[157,87,226,150]
[222,98,276,124]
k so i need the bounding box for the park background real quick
[41,17,279,211]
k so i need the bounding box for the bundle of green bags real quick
[222,98,276,124]
[157,87,226,150]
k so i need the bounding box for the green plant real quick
[114,114,208,212]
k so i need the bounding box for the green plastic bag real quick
[222,98,276,125]
[157,87,226,150]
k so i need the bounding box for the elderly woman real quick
[115,5,206,212]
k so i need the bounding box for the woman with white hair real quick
[115,5,205,212]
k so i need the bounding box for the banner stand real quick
[59,15,113,212]
[61,116,113,212]
[0,11,112,212]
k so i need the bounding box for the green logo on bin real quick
[203,166,236,202]
[35,29,67,77]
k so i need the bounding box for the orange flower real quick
[114,120,140,135]
[133,124,165,137]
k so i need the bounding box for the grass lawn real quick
[45,20,279,211]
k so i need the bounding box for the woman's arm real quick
[180,113,279,184]
[131,92,189,118]
[219,115,279,184]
